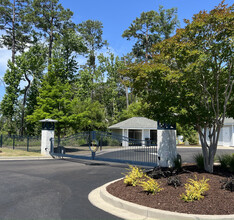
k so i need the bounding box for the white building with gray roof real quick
[108,117,158,146]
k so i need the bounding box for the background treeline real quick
[0,0,190,139]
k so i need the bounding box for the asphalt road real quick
[0,159,126,220]
[177,147,234,163]
[1,148,234,220]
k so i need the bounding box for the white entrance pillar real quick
[40,119,57,156]
[157,122,177,167]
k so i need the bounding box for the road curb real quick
[89,179,234,220]
[0,156,53,161]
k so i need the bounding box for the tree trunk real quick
[125,85,129,109]
[198,125,220,173]
[12,0,16,64]
[19,73,31,136]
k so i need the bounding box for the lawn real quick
[0,148,42,157]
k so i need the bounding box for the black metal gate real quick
[51,131,158,167]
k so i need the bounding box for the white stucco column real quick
[41,130,55,155]
[232,125,234,147]
[122,129,129,147]
[40,119,57,156]
[157,129,177,167]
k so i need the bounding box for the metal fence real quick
[0,134,41,152]
[52,131,159,167]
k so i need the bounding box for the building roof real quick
[224,118,234,125]
[108,117,157,129]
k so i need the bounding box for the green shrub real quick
[194,153,204,170]
[123,165,145,186]
[218,154,231,170]
[229,154,234,173]
[139,176,163,194]
[187,133,199,145]
[181,176,210,202]
[173,154,182,170]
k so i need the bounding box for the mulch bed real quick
[107,165,234,215]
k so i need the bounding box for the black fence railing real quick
[0,134,41,152]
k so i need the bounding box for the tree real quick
[29,0,73,64]
[53,28,87,82]
[78,20,108,99]
[0,60,21,134]
[96,52,126,122]
[27,60,74,139]
[124,2,234,173]
[122,6,179,62]
[70,98,107,132]
[16,44,46,135]
[0,0,32,64]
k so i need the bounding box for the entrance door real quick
[150,130,157,145]
[129,130,142,140]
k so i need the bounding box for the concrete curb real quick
[89,179,234,220]
[0,156,53,161]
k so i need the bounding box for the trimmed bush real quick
[139,176,163,195]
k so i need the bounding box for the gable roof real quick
[108,117,157,129]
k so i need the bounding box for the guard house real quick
[108,117,158,146]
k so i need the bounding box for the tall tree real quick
[29,0,73,64]
[0,60,21,134]
[0,0,32,64]
[16,44,46,135]
[122,6,179,62]
[53,28,87,82]
[124,2,234,173]
[27,58,74,139]
[78,20,108,99]
[97,52,126,122]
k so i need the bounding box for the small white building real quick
[217,118,234,147]
[108,117,158,146]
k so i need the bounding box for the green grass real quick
[0,148,42,157]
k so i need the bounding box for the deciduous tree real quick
[124,2,234,173]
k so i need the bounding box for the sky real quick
[0,0,233,101]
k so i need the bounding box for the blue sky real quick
[0,0,233,100]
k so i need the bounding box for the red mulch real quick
[107,165,234,215]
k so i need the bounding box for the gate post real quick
[40,119,57,156]
[157,122,177,167]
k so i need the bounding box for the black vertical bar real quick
[50,137,54,154]
[0,134,2,147]
[92,151,96,160]
[27,136,29,152]
[13,135,15,150]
